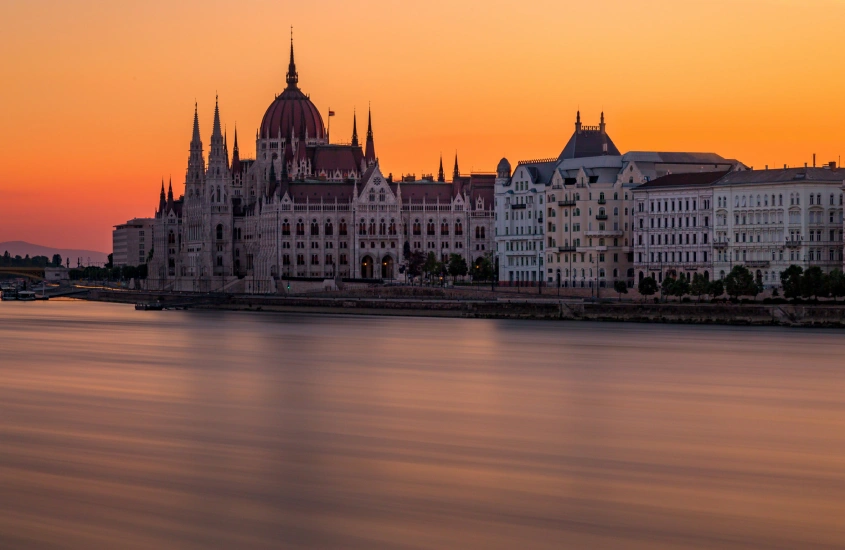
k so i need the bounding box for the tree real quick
[423,252,440,282]
[780,265,803,299]
[408,250,425,279]
[51,254,62,268]
[474,256,494,281]
[402,241,411,262]
[691,273,709,302]
[447,254,468,281]
[828,269,845,302]
[106,253,113,269]
[661,276,676,301]
[800,266,828,300]
[725,265,758,300]
[613,280,628,301]
[708,279,724,300]
[672,276,691,300]
[638,276,658,301]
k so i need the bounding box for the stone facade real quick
[147,42,495,293]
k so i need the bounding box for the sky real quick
[3,0,845,252]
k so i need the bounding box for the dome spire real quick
[286,27,298,89]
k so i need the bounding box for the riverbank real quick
[82,289,845,327]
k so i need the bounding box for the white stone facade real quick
[112,217,154,268]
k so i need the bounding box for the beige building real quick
[113,218,155,267]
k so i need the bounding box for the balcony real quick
[713,241,728,249]
[785,240,802,248]
[585,229,624,238]
[558,200,576,207]
[595,214,608,221]
[745,260,770,268]
[597,198,607,205]
[510,203,526,210]
[558,246,576,253]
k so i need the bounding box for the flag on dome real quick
[328,110,335,116]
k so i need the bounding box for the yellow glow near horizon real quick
[2,0,845,250]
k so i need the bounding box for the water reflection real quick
[0,300,844,548]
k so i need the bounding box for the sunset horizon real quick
[4,0,845,251]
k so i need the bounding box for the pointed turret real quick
[575,110,582,132]
[437,155,445,183]
[231,125,240,175]
[286,31,298,89]
[365,105,376,164]
[351,110,359,147]
[186,103,205,189]
[600,111,606,135]
[208,95,226,170]
[166,178,174,211]
[452,152,460,181]
[158,179,166,214]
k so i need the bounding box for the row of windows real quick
[719,193,845,209]
[650,199,699,212]
[640,233,708,246]
[643,251,708,263]
[282,254,349,266]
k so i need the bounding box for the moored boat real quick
[17,291,37,301]
[135,302,164,311]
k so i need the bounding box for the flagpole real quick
[327,107,331,144]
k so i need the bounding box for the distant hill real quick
[0,241,109,266]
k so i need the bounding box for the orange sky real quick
[3,0,845,252]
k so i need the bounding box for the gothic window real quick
[475,226,480,239]
[297,254,305,266]
[389,219,396,235]
[379,190,386,202]
[296,220,305,236]
[413,220,421,236]
[427,219,435,236]
[283,255,291,266]
[339,220,347,236]
[441,221,449,236]
[369,219,376,235]
[369,191,375,202]
[379,219,387,236]
[311,220,319,236]
[480,227,485,239]
[325,221,333,236]
[359,220,367,235]
[216,225,223,240]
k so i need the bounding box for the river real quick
[0,300,843,549]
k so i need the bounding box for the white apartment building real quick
[112,217,155,267]
[712,167,845,287]
[495,158,555,285]
[632,171,726,284]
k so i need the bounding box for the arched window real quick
[368,219,376,235]
[389,219,396,235]
[379,189,386,202]
[369,191,375,202]
[311,219,319,236]
[455,221,463,236]
[379,219,386,236]
[413,219,421,236]
[296,220,305,236]
[427,219,435,236]
[282,219,290,236]
[613,207,619,216]
[359,220,367,236]
[480,227,485,238]
[216,224,223,240]
[339,219,347,236]
[441,220,449,236]
[325,220,333,236]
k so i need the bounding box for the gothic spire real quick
[191,102,201,147]
[286,29,298,89]
[158,179,166,213]
[365,105,376,164]
[437,154,445,183]
[453,152,460,181]
[212,95,222,138]
[351,110,359,147]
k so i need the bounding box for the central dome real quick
[259,40,326,141]
[260,87,326,141]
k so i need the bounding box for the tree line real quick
[632,265,845,302]
[1,252,63,268]
[403,246,495,284]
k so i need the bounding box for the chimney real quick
[830,161,837,169]
[765,165,768,170]
[805,162,808,168]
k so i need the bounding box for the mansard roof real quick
[622,151,732,165]
[558,128,620,160]
[712,167,845,187]
[634,170,730,191]
[514,160,557,184]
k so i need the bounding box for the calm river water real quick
[0,300,844,549]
